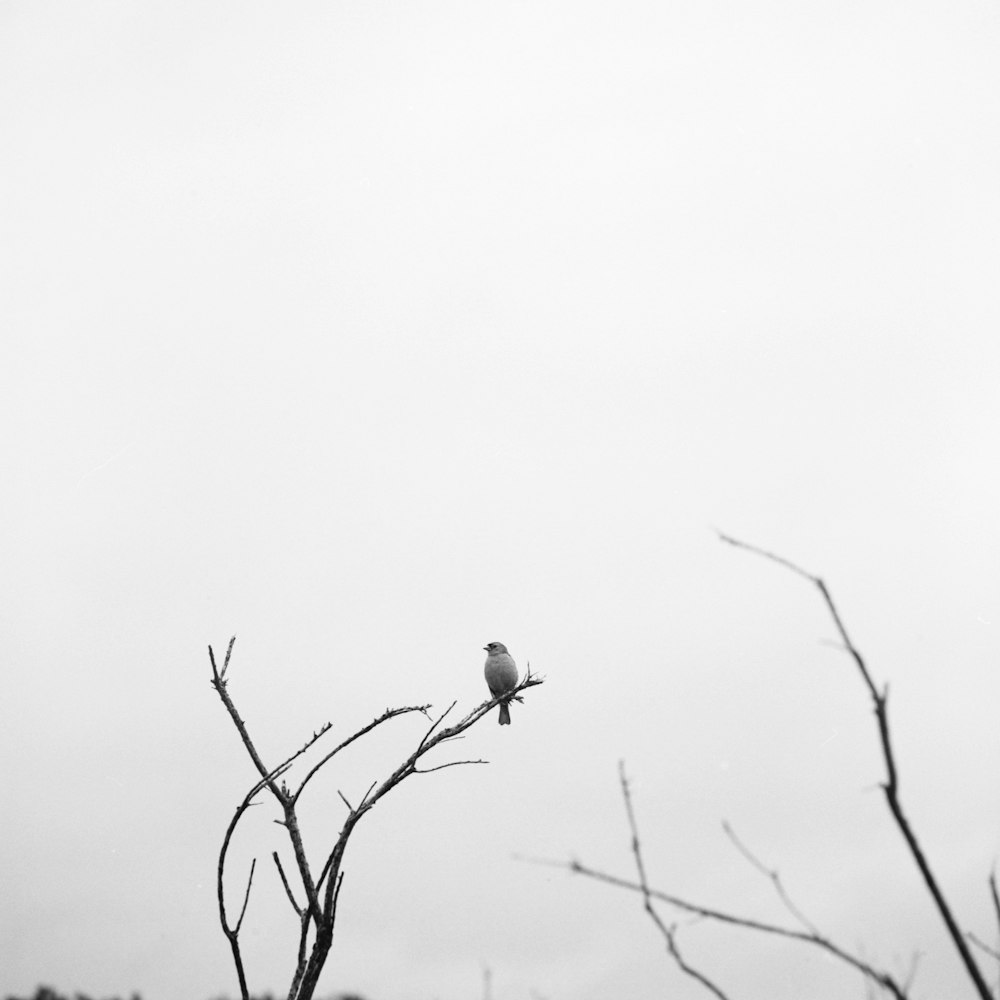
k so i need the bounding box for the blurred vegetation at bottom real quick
[5,987,369,1000]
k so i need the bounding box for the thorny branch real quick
[210,636,543,1000]
[216,764,292,1000]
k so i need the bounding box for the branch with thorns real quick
[210,637,543,1000]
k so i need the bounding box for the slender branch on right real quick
[718,532,991,1000]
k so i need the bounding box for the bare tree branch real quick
[967,932,1000,962]
[418,700,458,750]
[234,858,256,933]
[293,705,431,803]
[717,532,991,999]
[619,761,731,1000]
[721,820,820,936]
[990,870,1000,944]
[210,637,544,1000]
[414,758,487,774]
[273,851,303,917]
[536,852,909,999]
[901,951,923,996]
[216,764,292,1000]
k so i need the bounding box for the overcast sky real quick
[3,3,1000,999]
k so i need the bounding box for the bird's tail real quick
[498,702,511,725]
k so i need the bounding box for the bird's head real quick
[483,641,508,654]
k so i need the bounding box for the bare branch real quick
[413,757,488,773]
[273,852,303,917]
[418,700,457,750]
[902,951,922,995]
[210,641,282,794]
[356,779,378,811]
[967,932,1000,962]
[209,635,238,682]
[209,641,330,935]
[330,870,346,925]
[217,767,288,1000]
[223,635,236,673]
[293,705,431,802]
[287,907,311,1000]
[235,858,256,933]
[312,673,545,904]
[718,531,991,1000]
[991,870,1000,942]
[211,638,544,1000]
[530,854,909,998]
[664,929,731,1000]
[619,761,732,999]
[722,820,820,935]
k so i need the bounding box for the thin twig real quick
[418,700,457,750]
[665,929,731,1000]
[967,932,1000,961]
[902,951,922,994]
[357,779,378,810]
[210,639,285,794]
[718,531,991,1000]
[414,758,488,773]
[722,820,820,935]
[293,705,431,802]
[273,852,303,917]
[619,762,732,1000]
[234,858,256,933]
[990,870,1000,942]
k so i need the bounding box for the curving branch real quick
[293,705,430,803]
[216,760,294,1000]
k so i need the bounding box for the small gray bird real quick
[483,641,519,725]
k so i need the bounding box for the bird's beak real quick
[482,646,489,651]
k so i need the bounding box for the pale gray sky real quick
[3,3,1000,999]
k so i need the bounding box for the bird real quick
[483,641,519,725]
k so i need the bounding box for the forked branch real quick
[209,637,544,1000]
[620,762,730,999]
[533,768,910,1000]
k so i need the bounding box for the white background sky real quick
[3,3,1000,999]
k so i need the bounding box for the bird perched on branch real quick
[483,641,519,725]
